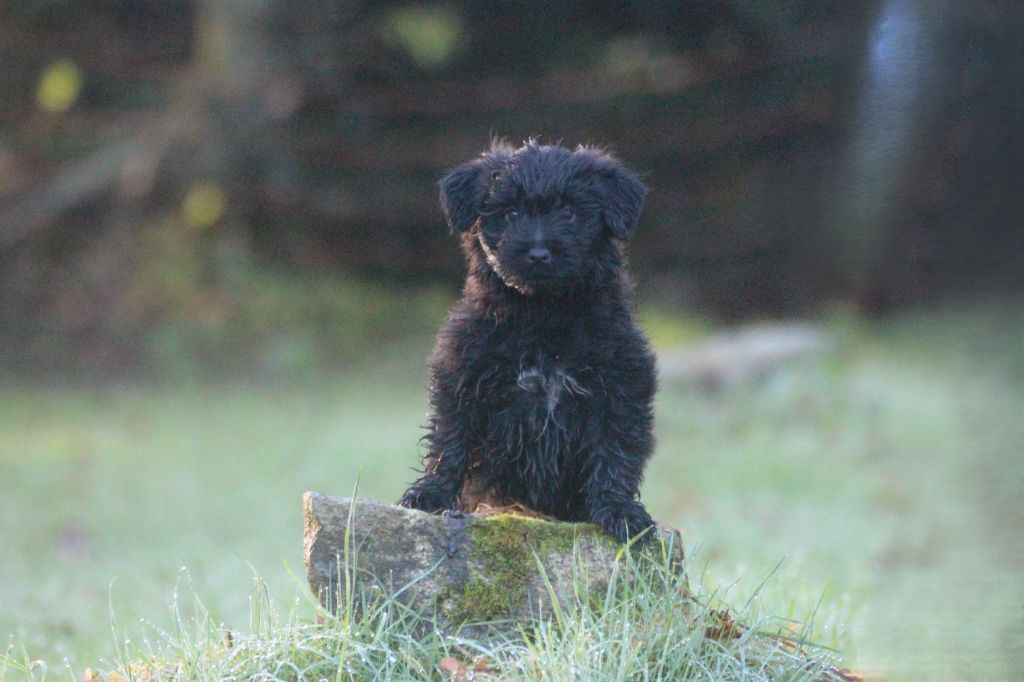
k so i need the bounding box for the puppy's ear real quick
[600,165,647,240]
[439,160,487,234]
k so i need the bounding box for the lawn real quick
[1,301,1021,680]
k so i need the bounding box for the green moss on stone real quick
[442,577,520,624]
[442,514,619,624]
[473,514,618,557]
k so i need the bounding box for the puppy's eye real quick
[562,206,576,222]
[505,210,519,221]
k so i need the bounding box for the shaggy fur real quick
[398,140,657,544]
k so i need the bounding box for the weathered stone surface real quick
[303,492,686,630]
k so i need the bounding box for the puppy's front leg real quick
[583,444,655,545]
[397,408,469,513]
[397,457,464,513]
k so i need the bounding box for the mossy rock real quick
[304,492,687,634]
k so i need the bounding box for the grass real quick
[1,300,1022,679]
[1,540,853,681]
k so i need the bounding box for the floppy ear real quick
[600,166,647,240]
[439,160,487,234]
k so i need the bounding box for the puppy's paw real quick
[599,504,656,546]
[397,485,455,514]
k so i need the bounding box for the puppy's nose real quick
[527,247,552,264]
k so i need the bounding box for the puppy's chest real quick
[473,321,609,410]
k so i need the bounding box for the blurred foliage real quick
[382,5,463,70]
[6,209,451,377]
[0,0,1019,375]
[127,221,451,376]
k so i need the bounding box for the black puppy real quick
[398,140,657,544]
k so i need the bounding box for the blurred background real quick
[0,0,1021,679]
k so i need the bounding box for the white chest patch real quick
[516,367,590,413]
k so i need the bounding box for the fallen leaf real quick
[473,655,495,672]
[438,655,469,681]
[704,609,744,640]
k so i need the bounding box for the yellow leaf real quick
[181,182,226,229]
[37,59,83,113]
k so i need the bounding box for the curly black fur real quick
[398,140,657,544]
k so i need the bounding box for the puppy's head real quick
[439,140,646,295]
